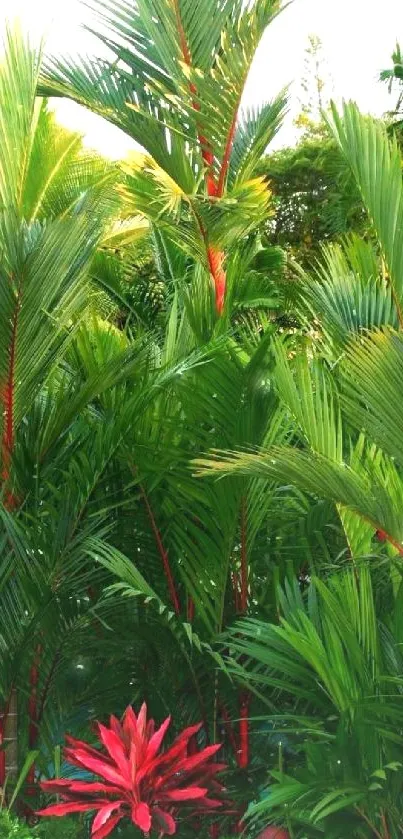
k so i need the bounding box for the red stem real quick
[0,690,13,787]
[1,299,18,476]
[219,702,238,759]
[172,0,192,65]
[171,0,226,312]
[207,246,226,314]
[216,108,239,198]
[0,720,5,787]
[139,483,181,615]
[376,528,403,556]
[381,810,390,839]
[1,279,22,507]
[238,692,250,768]
[172,0,216,186]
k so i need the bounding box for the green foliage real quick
[4,7,403,839]
[0,22,294,837]
[380,41,403,118]
[295,34,332,134]
[35,818,87,839]
[225,570,403,836]
[101,236,169,330]
[40,0,288,325]
[197,98,403,836]
[0,814,87,839]
[0,813,36,839]
[260,131,366,268]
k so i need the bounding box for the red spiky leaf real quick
[93,813,123,839]
[257,827,290,839]
[39,704,227,838]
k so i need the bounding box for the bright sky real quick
[3,0,403,158]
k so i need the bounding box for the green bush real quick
[0,813,36,839]
[0,814,87,839]
[35,817,87,839]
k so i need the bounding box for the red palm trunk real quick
[219,703,238,759]
[26,644,42,798]
[0,716,6,788]
[237,692,250,769]
[139,483,180,615]
[207,247,226,314]
[0,285,22,791]
[172,0,227,314]
[0,690,15,789]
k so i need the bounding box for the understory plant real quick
[0,813,85,839]
[38,704,226,838]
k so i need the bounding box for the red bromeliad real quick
[256,827,290,839]
[38,704,226,839]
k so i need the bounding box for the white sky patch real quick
[2,0,403,157]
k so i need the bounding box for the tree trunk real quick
[5,688,18,778]
[0,688,18,790]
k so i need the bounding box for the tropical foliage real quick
[1,3,403,839]
[381,41,403,118]
[198,101,403,836]
[40,0,287,319]
[0,6,290,834]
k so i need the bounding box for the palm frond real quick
[327,101,403,326]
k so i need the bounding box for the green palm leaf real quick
[328,101,403,325]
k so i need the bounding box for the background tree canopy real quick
[259,132,367,268]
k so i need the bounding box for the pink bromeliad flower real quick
[37,704,226,839]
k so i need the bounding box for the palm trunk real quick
[0,689,18,791]
[0,714,5,789]
[172,0,227,314]
[219,702,238,758]
[26,645,42,799]
[5,689,18,779]
[139,482,181,615]
[237,692,250,769]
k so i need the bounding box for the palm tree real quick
[40,0,287,321]
[226,568,403,838]
[3,9,379,839]
[0,27,216,814]
[198,104,403,835]
[0,23,121,795]
[380,42,403,118]
[200,103,403,553]
[33,2,304,815]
